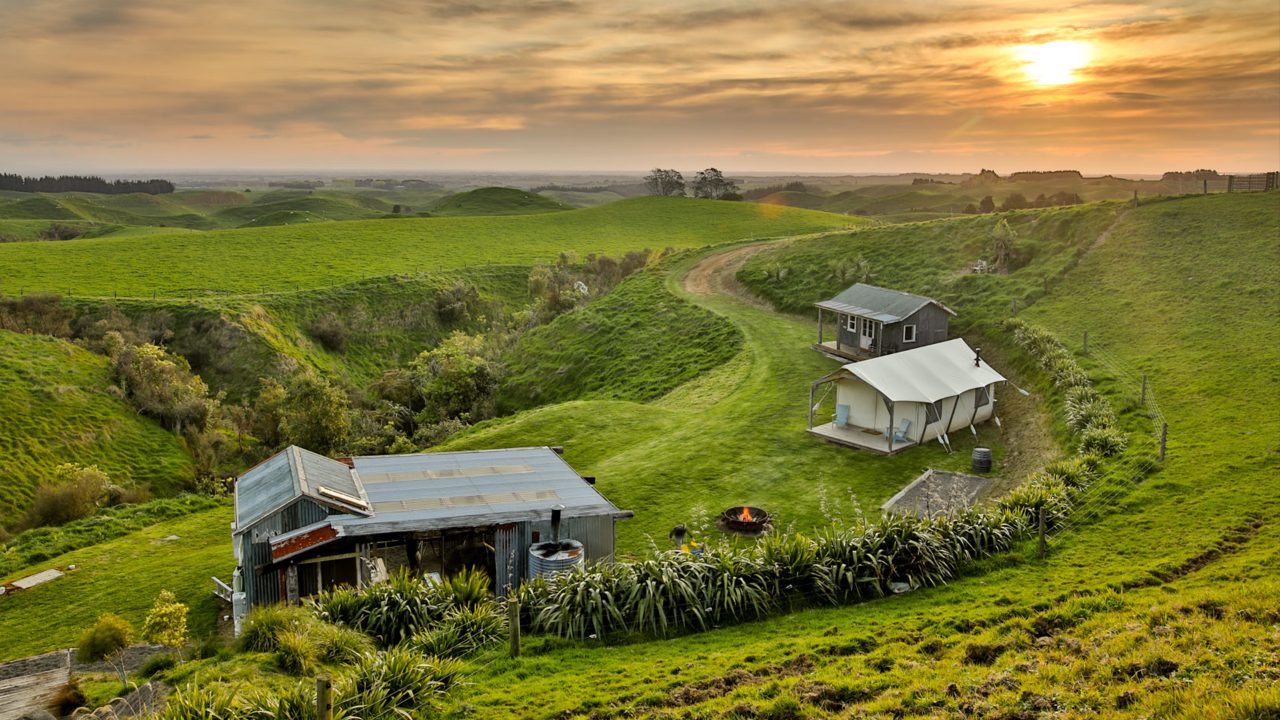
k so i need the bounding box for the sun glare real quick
[1018,40,1091,86]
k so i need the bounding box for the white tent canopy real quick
[840,338,1005,402]
[809,338,1008,453]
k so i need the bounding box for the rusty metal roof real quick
[234,446,626,538]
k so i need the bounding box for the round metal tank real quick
[528,539,584,578]
[971,447,993,473]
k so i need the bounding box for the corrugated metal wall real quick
[239,499,329,607]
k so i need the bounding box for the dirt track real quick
[682,243,776,310]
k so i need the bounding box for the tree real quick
[24,463,109,527]
[962,203,979,214]
[410,332,498,426]
[277,374,352,454]
[643,168,686,197]
[78,613,134,690]
[978,195,996,214]
[142,590,189,652]
[1000,193,1029,211]
[112,343,210,434]
[990,218,1016,273]
[691,168,740,200]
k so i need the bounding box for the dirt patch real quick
[682,243,778,310]
[665,654,818,707]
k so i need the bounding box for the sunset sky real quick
[1,0,1277,175]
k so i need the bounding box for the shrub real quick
[412,602,507,658]
[112,343,211,433]
[142,589,189,650]
[1079,426,1128,457]
[239,605,311,653]
[77,613,134,688]
[139,652,177,678]
[310,569,445,646]
[439,566,492,608]
[307,313,348,352]
[313,622,375,664]
[23,463,109,528]
[274,628,317,676]
[342,648,461,713]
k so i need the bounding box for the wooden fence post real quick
[1140,375,1147,405]
[1203,179,1208,194]
[1159,423,1168,461]
[508,596,521,658]
[1037,506,1047,560]
[316,674,333,720]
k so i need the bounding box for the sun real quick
[1017,40,1091,86]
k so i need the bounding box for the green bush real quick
[313,622,375,664]
[1079,426,1129,457]
[138,652,177,678]
[274,628,317,675]
[342,648,462,714]
[412,602,507,658]
[238,605,311,653]
[439,566,492,608]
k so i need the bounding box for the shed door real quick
[494,523,521,595]
[860,319,875,350]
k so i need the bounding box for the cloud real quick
[1108,91,1163,101]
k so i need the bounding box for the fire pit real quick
[720,505,772,535]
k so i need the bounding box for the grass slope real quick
[0,504,234,661]
[440,192,1280,718]
[498,268,744,411]
[443,239,1031,554]
[427,187,571,216]
[0,330,193,525]
[0,198,853,298]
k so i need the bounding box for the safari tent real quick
[807,338,1006,454]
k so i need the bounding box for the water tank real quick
[528,539,584,578]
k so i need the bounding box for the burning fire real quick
[738,506,754,522]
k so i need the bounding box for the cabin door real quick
[859,319,874,350]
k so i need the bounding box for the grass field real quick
[426,187,570,216]
[0,330,193,526]
[0,197,853,298]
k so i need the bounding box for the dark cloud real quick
[1108,91,1163,101]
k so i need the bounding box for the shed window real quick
[846,315,859,332]
[975,386,990,408]
[903,324,917,343]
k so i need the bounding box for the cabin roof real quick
[825,339,1005,403]
[235,446,371,530]
[816,283,956,323]
[235,446,626,537]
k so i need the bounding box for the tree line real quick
[644,168,742,200]
[0,173,175,194]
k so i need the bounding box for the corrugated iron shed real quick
[816,283,956,323]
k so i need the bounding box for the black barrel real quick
[971,447,993,473]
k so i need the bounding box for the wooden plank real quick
[0,667,69,720]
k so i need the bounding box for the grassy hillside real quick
[0,198,854,298]
[0,330,193,525]
[427,187,571,216]
[499,267,744,412]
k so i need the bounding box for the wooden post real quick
[1037,506,1047,560]
[1159,422,1168,461]
[1082,330,1088,356]
[508,596,521,658]
[1203,179,1208,194]
[1043,276,1049,294]
[1132,189,1138,207]
[1227,175,1235,193]
[817,308,824,346]
[1140,375,1147,405]
[316,675,333,720]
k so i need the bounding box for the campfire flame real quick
[739,506,754,522]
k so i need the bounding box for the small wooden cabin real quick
[814,283,955,360]
[230,446,630,619]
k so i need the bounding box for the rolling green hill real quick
[0,330,193,526]
[426,186,571,216]
[0,197,855,298]
[0,194,1274,720]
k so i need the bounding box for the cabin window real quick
[862,318,876,338]
[846,315,859,332]
[975,386,990,408]
[903,324,917,343]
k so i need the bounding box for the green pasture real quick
[0,330,193,526]
[0,197,853,298]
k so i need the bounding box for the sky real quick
[0,0,1277,175]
